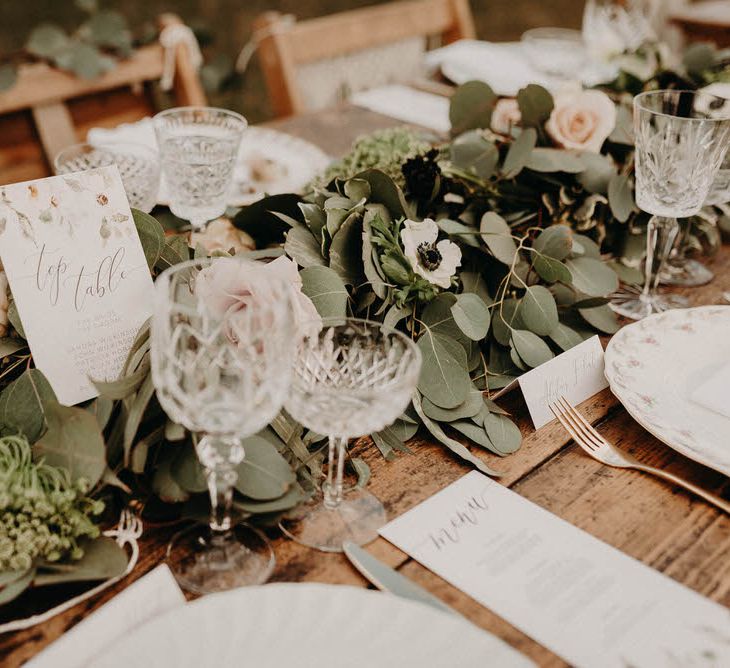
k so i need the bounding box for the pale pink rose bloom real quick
[194,256,320,343]
[491,99,521,135]
[0,269,9,338]
[545,89,617,153]
[189,217,255,254]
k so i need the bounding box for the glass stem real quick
[642,216,679,298]
[323,436,348,510]
[207,467,238,534]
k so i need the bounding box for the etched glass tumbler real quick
[611,90,730,320]
[151,257,297,594]
[280,318,421,552]
[153,107,246,230]
[54,142,160,213]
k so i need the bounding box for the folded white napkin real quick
[26,565,185,668]
[690,360,730,419]
[350,85,451,134]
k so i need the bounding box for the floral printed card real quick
[0,166,154,405]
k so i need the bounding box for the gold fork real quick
[549,396,730,514]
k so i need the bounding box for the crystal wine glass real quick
[153,107,246,230]
[54,142,160,213]
[151,257,298,594]
[611,90,730,320]
[280,318,421,553]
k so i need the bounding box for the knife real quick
[343,542,458,617]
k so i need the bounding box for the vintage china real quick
[88,119,331,207]
[92,583,531,667]
[604,306,730,476]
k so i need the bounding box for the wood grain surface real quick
[2,105,729,668]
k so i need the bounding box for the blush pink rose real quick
[491,98,521,135]
[545,89,617,153]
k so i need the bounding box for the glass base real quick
[610,286,689,320]
[166,522,275,595]
[278,489,387,553]
[659,259,714,287]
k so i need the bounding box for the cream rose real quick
[195,256,320,341]
[545,89,617,153]
[189,218,256,254]
[0,268,8,338]
[491,98,521,135]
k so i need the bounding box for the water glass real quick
[54,142,160,213]
[280,318,421,553]
[151,257,298,594]
[153,107,246,230]
[611,90,730,320]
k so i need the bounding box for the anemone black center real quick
[417,242,442,270]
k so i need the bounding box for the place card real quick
[380,471,730,667]
[518,335,607,429]
[0,167,154,405]
[26,565,185,668]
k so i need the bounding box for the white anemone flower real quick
[400,218,461,289]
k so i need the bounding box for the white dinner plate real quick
[604,306,730,476]
[87,119,331,207]
[91,582,533,668]
[426,40,610,96]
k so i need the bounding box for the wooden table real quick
[3,106,730,668]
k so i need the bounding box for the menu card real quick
[0,167,154,405]
[380,472,730,667]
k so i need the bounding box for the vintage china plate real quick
[604,306,730,476]
[91,583,532,668]
[87,119,331,207]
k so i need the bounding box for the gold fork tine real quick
[549,402,599,454]
[556,397,605,450]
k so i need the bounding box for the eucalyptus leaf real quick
[356,169,411,219]
[491,298,521,346]
[0,369,57,442]
[350,458,371,489]
[533,253,572,284]
[510,329,554,368]
[235,435,296,500]
[502,127,537,178]
[0,567,34,605]
[26,23,70,58]
[421,387,483,422]
[285,226,326,268]
[7,301,26,339]
[450,419,500,454]
[362,215,387,298]
[412,393,501,476]
[234,485,305,514]
[436,219,480,248]
[92,356,150,399]
[577,152,615,194]
[450,131,499,179]
[480,212,517,265]
[549,322,587,351]
[34,402,106,487]
[34,538,127,586]
[451,293,490,341]
[578,303,620,334]
[329,211,363,285]
[482,410,522,454]
[526,148,584,173]
[460,271,493,305]
[520,285,559,336]
[153,450,190,503]
[608,173,634,223]
[123,375,155,466]
[383,304,410,330]
[132,209,164,269]
[608,260,643,285]
[565,257,619,297]
[416,331,471,409]
[449,80,497,135]
[517,84,554,128]
[533,225,572,260]
[170,442,207,493]
[300,266,348,318]
[571,234,602,259]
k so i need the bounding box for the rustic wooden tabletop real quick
[2,105,730,668]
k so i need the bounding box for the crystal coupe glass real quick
[153,107,246,230]
[280,318,421,553]
[54,142,160,213]
[151,257,297,594]
[611,90,730,320]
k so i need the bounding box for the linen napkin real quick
[690,360,730,419]
[350,85,451,134]
[26,565,185,668]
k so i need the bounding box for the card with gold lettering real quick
[0,166,154,405]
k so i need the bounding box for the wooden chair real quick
[0,14,206,186]
[669,1,730,48]
[254,0,475,117]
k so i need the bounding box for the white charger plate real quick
[87,119,331,207]
[604,306,730,476]
[91,583,533,668]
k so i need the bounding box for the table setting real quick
[2,2,730,666]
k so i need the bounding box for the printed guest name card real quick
[380,472,730,668]
[0,167,154,405]
[518,335,608,429]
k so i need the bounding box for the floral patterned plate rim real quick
[604,305,730,477]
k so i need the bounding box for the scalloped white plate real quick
[88,119,331,207]
[604,306,730,476]
[91,583,533,668]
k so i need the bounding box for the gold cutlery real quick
[550,396,730,514]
